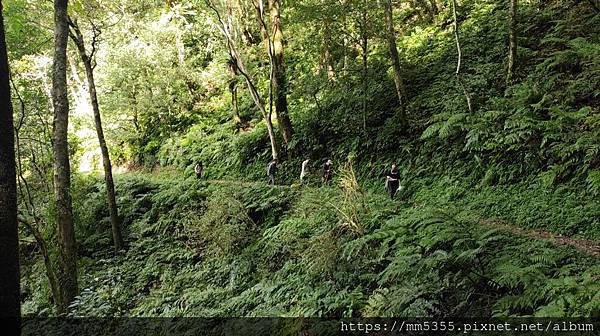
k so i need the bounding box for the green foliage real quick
[12,0,600,321]
[23,172,596,319]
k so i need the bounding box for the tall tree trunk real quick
[205,0,279,160]
[242,65,279,160]
[68,18,124,251]
[234,40,279,161]
[451,0,473,113]
[507,0,517,82]
[268,0,293,145]
[52,0,78,313]
[383,0,407,120]
[257,1,276,148]
[0,1,21,328]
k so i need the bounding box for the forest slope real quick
[11,0,600,320]
[20,170,599,318]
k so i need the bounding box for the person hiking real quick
[267,159,278,185]
[194,161,203,179]
[322,159,333,185]
[385,164,401,200]
[300,159,310,184]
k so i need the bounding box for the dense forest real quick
[1,0,600,333]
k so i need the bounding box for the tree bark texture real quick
[0,1,21,327]
[383,0,407,119]
[268,0,293,145]
[69,18,124,251]
[52,0,78,313]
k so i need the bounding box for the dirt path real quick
[206,179,295,188]
[480,219,600,258]
[206,179,260,187]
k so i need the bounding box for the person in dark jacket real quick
[267,159,278,185]
[194,161,203,179]
[322,159,333,185]
[385,164,401,199]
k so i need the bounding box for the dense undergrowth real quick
[144,0,600,255]
[21,169,600,318]
[17,0,600,321]
[153,0,600,190]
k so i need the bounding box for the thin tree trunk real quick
[341,0,349,75]
[507,0,517,82]
[383,0,407,120]
[17,216,60,309]
[14,107,61,309]
[0,1,21,326]
[69,18,124,252]
[361,4,368,132]
[268,0,293,145]
[205,0,279,160]
[229,34,279,159]
[256,0,276,149]
[52,0,78,313]
[451,0,473,113]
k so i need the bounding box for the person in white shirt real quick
[300,159,310,184]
